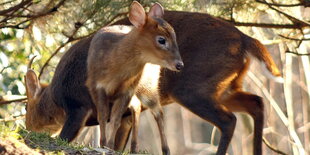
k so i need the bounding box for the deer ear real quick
[129,1,146,28]
[148,2,164,18]
[25,70,41,99]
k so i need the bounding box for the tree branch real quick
[38,40,70,80]
[222,19,305,29]
[256,0,306,7]
[0,0,67,29]
[0,97,27,106]
[221,0,310,30]
[0,0,32,15]
[263,137,288,155]
[286,51,310,56]
[38,11,128,79]
[279,34,310,41]
[0,66,9,74]
[257,0,310,29]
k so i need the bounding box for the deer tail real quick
[243,36,283,83]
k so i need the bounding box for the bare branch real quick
[220,0,310,30]
[0,66,9,74]
[256,0,305,7]
[269,7,310,28]
[0,0,32,15]
[263,137,288,155]
[279,34,310,41]
[0,0,67,29]
[222,18,304,29]
[38,11,128,79]
[38,41,69,80]
[0,97,27,106]
[257,0,310,29]
[286,51,310,56]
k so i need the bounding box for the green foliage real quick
[0,27,35,99]
[0,122,94,154]
[0,122,150,154]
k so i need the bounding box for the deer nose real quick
[175,61,184,71]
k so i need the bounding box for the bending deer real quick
[24,10,282,155]
[86,1,182,153]
[24,56,65,135]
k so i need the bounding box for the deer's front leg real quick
[107,92,133,149]
[95,88,110,147]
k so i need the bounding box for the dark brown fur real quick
[24,10,281,155]
[114,11,281,155]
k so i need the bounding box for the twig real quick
[218,0,310,29]
[263,137,288,155]
[0,97,27,106]
[38,11,128,79]
[225,20,304,29]
[248,71,306,154]
[0,0,67,29]
[38,40,70,80]
[258,0,310,28]
[256,0,304,7]
[0,66,10,74]
[285,51,310,56]
[0,0,32,15]
[279,34,310,41]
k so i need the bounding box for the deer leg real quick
[107,93,132,149]
[59,106,90,142]
[221,91,264,155]
[150,106,170,155]
[114,115,132,151]
[94,88,109,148]
[173,90,236,155]
[130,104,141,153]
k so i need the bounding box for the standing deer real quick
[86,0,182,152]
[24,10,282,155]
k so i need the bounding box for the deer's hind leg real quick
[170,75,237,155]
[221,91,264,155]
[221,57,263,155]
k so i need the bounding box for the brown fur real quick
[24,10,281,155]
[86,2,181,153]
[24,70,65,135]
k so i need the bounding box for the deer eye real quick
[156,36,166,45]
[156,36,169,49]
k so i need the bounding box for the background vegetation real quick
[0,0,309,154]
